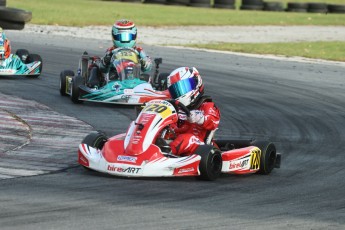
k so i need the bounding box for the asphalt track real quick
[1,32,345,229]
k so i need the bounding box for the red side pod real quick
[221,146,254,161]
[78,149,89,167]
[173,159,200,176]
[102,139,125,163]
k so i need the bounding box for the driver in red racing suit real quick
[167,67,220,156]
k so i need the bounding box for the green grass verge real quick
[7,0,345,61]
[186,41,345,62]
[7,0,345,26]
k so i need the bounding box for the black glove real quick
[102,53,111,66]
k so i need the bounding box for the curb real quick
[0,93,94,180]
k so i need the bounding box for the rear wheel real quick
[71,75,84,104]
[15,49,29,63]
[196,145,222,181]
[60,70,74,96]
[251,140,277,175]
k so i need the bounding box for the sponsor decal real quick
[0,69,14,73]
[178,167,195,174]
[117,155,137,163]
[229,159,249,169]
[107,165,141,174]
[124,89,134,95]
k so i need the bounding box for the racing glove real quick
[102,52,112,67]
[188,110,205,125]
[141,57,152,72]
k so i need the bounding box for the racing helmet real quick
[167,67,204,108]
[0,28,11,60]
[112,19,137,48]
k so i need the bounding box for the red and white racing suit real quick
[170,101,220,156]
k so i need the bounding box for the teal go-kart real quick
[0,49,43,78]
[59,48,170,105]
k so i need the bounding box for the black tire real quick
[264,2,284,11]
[242,0,263,5]
[240,4,264,10]
[71,75,84,104]
[82,131,108,150]
[328,4,345,13]
[189,0,211,8]
[0,7,32,23]
[157,72,169,90]
[26,54,43,78]
[0,19,24,30]
[286,2,308,11]
[196,145,222,181]
[165,0,189,5]
[214,0,235,9]
[15,49,29,63]
[308,3,328,13]
[60,70,74,96]
[143,0,166,3]
[251,140,277,175]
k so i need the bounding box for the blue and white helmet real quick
[112,19,137,48]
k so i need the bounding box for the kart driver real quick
[167,67,221,156]
[87,19,152,87]
[0,27,11,61]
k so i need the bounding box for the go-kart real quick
[0,49,43,77]
[78,98,281,180]
[59,47,170,105]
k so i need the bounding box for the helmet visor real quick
[168,78,197,99]
[113,32,136,43]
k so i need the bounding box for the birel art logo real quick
[230,159,249,169]
[117,155,137,163]
[107,165,141,174]
[0,69,15,73]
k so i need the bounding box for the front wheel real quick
[251,140,277,175]
[196,145,222,181]
[60,70,74,96]
[71,75,84,104]
[82,131,108,150]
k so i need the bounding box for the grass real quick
[7,0,345,26]
[186,41,345,62]
[7,0,345,61]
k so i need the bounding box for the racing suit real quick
[170,100,220,156]
[100,46,152,77]
[87,46,152,87]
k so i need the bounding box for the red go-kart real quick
[78,98,281,180]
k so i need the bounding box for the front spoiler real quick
[78,144,201,177]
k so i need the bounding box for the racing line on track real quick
[0,93,93,180]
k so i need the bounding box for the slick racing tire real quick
[0,7,32,23]
[82,131,108,150]
[60,70,75,96]
[251,140,277,175]
[71,75,84,104]
[26,54,43,78]
[81,132,108,171]
[15,49,29,63]
[196,145,222,181]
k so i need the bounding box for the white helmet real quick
[167,67,204,107]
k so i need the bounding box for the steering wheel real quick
[166,99,190,117]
